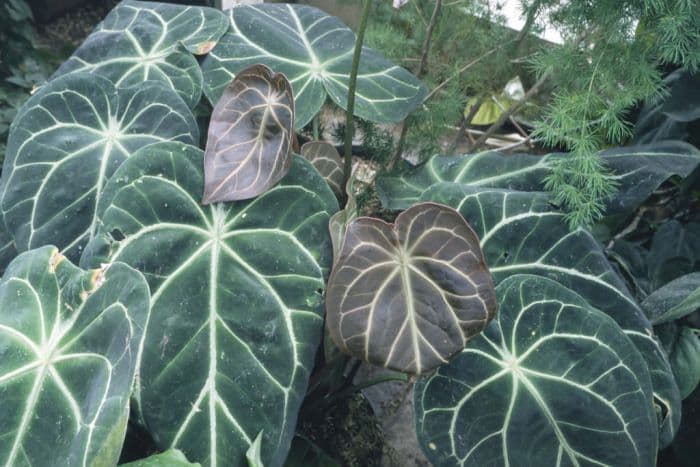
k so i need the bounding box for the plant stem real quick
[469,69,551,151]
[417,0,442,78]
[424,46,500,103]
[306,373,409,411]
[312,113,320,140]
[448,95,484,153]
[390,0,443,169]
[342,0,372,189]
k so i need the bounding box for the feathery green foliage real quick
[525,0,700,226]
[365,0,543,162]
[368,0,700,227]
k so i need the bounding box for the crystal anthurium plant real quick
[0,1,698,467]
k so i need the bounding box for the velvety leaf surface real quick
[203,64,294,203]
[656,324,700,399]
[326,202,497,374]
[415,275,657,467]
[643,273,700,324]
[0,245,149,466]
[81,142,338,467]
[648,221,700,289]
[301,141,343,196]
[121,449,200,467]
[0,73,198,262]
[419,183,681,446]
[201,4,427,128]
[54,0,229,108]
[0,222,17,275]
[377,141,700,213]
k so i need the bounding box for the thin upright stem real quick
[313,113,320,140]
[342,0,372,188]
[469,70,551,151]
[390,0,443,169]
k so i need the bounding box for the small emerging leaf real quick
[203,64,294,203]
[246,432,264,467]
[301,141,344,196]
[326,202,497,374]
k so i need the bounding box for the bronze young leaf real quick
[326,202,497,374]
[202,64,294,203]
[301,141,344,196]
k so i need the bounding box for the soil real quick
[37,0,118,50]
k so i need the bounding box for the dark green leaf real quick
[648,221,700,289]
[0,221,17,275]
[643,273,700,325]
[81,142,338,467]
[419,183,681,446]
[121,449,200,467]
[53,0,229,108]
[0,73,198,262]
[656,324,700,399]
[201,4,427,128]
[377,142,700,215]
[415,275,657,467]
[0,245,149,466]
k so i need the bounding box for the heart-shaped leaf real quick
[0,72,198,262]
[420,183,681,446]
[202,64,294,203]
[0,245,149,466]
[301,141,343,196]
[377,141,700,213]
[81,142,338,467]
[201,3,427,128]
[415,274,657,467]
[53,0,229,108]
[326,202,497,375]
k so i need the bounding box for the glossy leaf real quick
[201,3,427,128]
[326,202,497,374]
[81,142,338,467]
[53,0,229,108]
[0,245,149,466]
[121,449,200,467]
[419,183,681,446]
[415,274,657,467]
[301,141,343,196]
[643,273,700,324]
[0,72,198,262]
[202,64,294,203]
[377,141,700,214]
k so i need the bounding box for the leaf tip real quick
[49,250,65,273]
[196,40,217,55]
